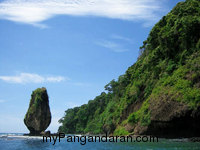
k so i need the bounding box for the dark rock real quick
[41,130,51,137]
[24,87,51,135]
[102,123,115,135]
[124,123,135,133]
[120,101,143,124]
[189,137,200,142]
[133,94,200,138]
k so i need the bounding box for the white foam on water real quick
[0,134,43,140]
[10,135,43,139]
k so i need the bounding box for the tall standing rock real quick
[24,87,51,135]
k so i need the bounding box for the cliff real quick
[58,0,200,137]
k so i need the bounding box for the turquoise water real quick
[0,133,200,150]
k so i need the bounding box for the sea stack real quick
[24,87,51,135]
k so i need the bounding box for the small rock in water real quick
[24,87,51,135]
[41,131,51,136]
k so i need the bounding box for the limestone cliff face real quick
[24,87,51,135]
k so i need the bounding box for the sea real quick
[0,133,200,150]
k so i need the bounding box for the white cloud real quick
[46,76,66,82]
[0,0,165,27]
[96,40,128,52]
[0,72,67,84]
[111,35,133,43]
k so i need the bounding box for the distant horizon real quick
[0,0,183,133]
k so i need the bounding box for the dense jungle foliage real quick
[58,0,200,135]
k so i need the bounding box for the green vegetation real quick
[25,87,47,118]
[128,100,150,126]
[58,0,200,135]
[33,88,47,107]
[113,126,129,136]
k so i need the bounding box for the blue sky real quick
[0,0,183,133]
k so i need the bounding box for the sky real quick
[0,0,183,133]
